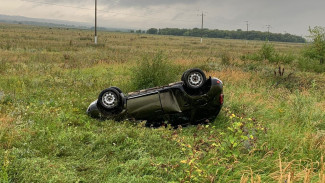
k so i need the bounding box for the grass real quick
[0,23,325,182]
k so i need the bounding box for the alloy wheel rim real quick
[102,91,118,108]
[188,72,203,87]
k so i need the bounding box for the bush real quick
[298,57,325,73]
[260,42,275,60]
[304,26,325,64]
[0,59,8,74]
[131,51,180,90]
[79,37,92,41]
[240,53,262,61]
[269,53,295,64]
[221,52,231,65]
[241,42,295,64]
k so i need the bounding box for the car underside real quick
[87,68,224,125]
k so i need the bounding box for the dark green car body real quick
[87,76,223,124]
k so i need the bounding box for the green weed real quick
[298,57,325,73]
[241,42,295,64]
[131,51,181,90]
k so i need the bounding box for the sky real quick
[1,0,325,37]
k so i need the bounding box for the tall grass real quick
[241,42,296,64]
[131,51,181,90]
[298,57,325,73]
[0,23,324,182]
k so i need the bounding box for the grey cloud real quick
[39,0,200,7]
[3,0,325,36]
[110,0,199,7]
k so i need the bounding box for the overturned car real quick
[87,68,224,125]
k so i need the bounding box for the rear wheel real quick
[110,86,123,94]
[182,68,206,90]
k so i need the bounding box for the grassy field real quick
[1,23,325,182]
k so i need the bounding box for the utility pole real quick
[266,24,271,41]
[198,12,206,43]
[94,0,97,44]
[245,21,249,45]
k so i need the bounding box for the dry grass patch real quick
[0,114,17,149]
[315,101,325,110]
[0,115,14,129]
[207,68,254,84]
[269,156,325,183]
[240,156,325,183]
[175,59,197,67]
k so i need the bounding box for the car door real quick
[126,91,163,120]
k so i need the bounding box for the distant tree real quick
[144,27,305,43]
[147,28,158,34]
[130,30,134,33]
[136,29,142,33]
[304,26,325,64]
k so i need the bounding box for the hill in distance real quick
[0,14,132,32]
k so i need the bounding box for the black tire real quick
[110,86,122,94]
[182,68,206,90]
[97,88,122,114]
[181,69,190,82]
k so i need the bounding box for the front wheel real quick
[97,87,123,115]
[182,68,207,90]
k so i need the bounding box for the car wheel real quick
[181,69,190,82]
[182,68,206,90]
[97,88,122,114]
[110,86,123,94]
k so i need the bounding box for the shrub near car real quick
[87,68,224,125]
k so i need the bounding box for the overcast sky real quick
[1,0,325,36]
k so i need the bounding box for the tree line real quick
[143,28,305,43]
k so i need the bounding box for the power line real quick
[266,24,271,40]
[266,24,271,33]
[197,11,206,43]
[245,21,249,45]
[245,21,249,38]
[95,0,97,44]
